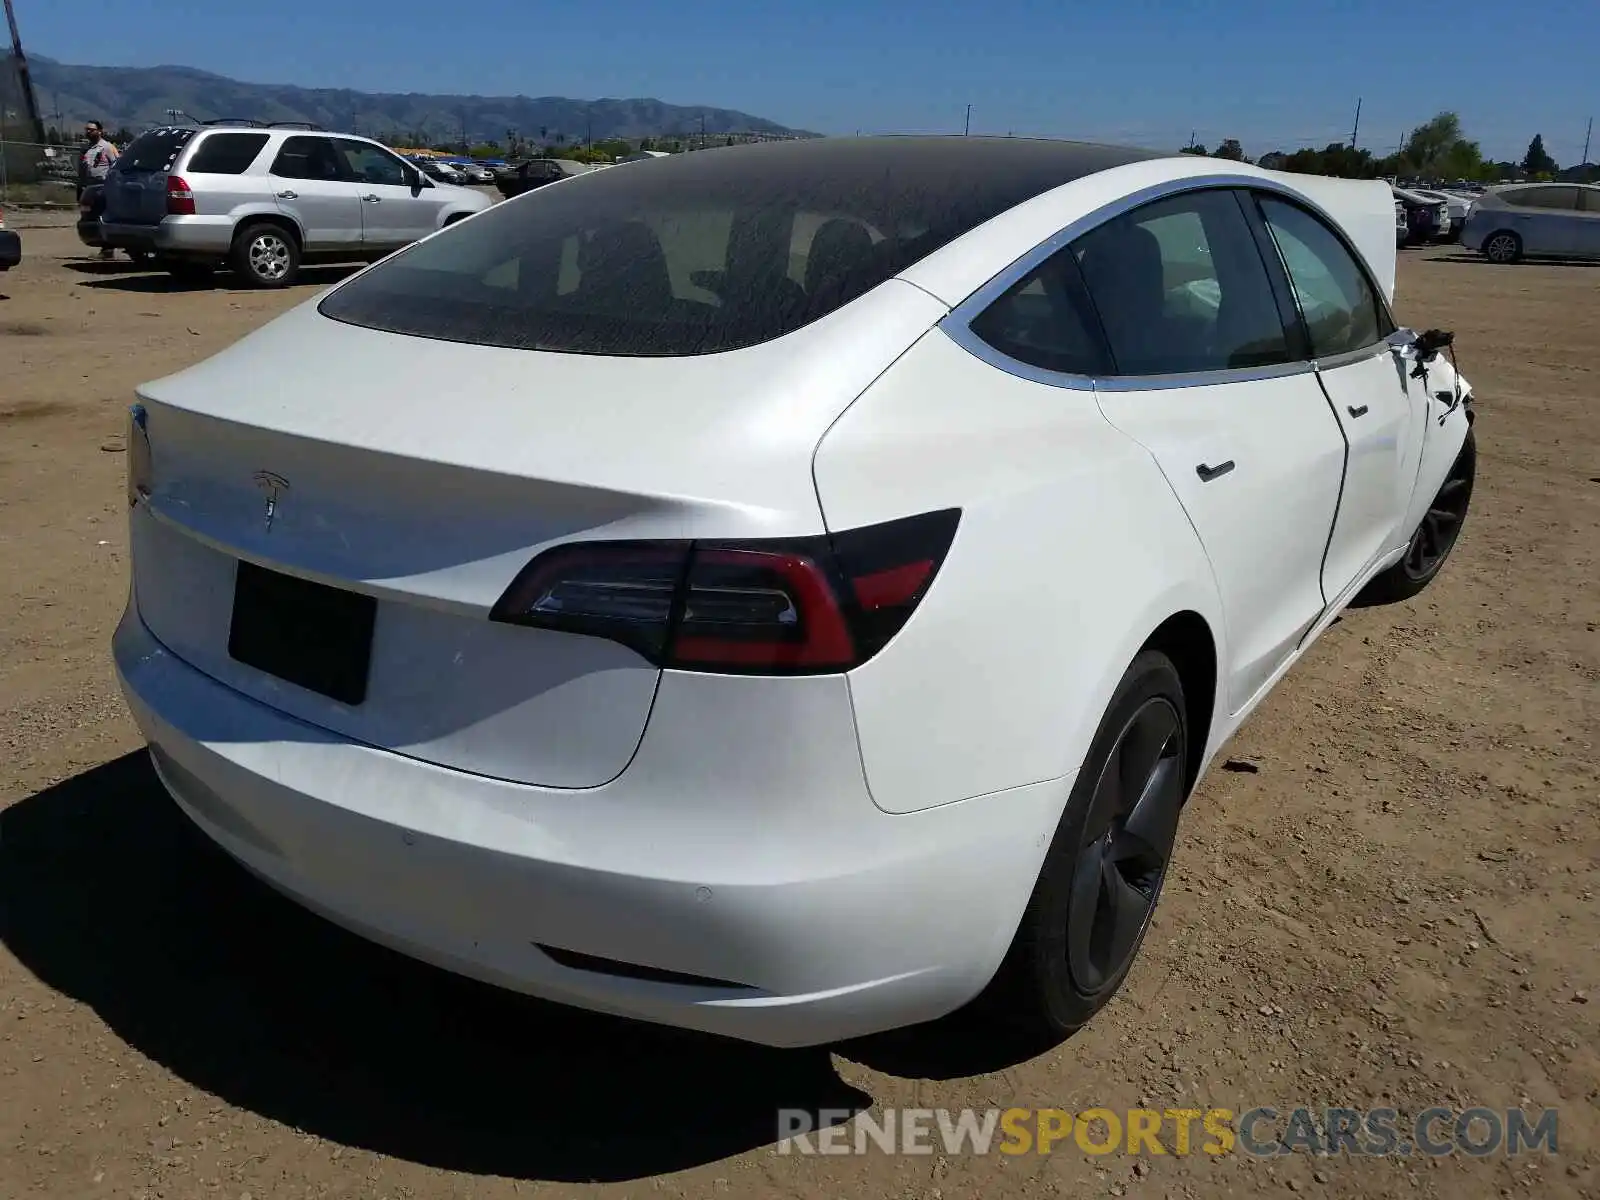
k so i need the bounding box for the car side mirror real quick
[403,165,422,192]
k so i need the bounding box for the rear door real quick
[1504,186,1586,255]
[101,127,196,226]
[1575,187,1600,259]
[333,139,440,250]
[268,136,364,251]
[1080,187,1348,709]
[1252,193,1420,604]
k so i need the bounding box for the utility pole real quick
[1583,115,1593,166]
[2,0,46,145]
[1187,130,1196,150]
[1350,97,1362,148]
[964,104,971,136]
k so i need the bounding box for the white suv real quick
[99,122,492,288]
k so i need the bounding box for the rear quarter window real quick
[185,132,271,175]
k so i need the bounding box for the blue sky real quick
[22,0,1598,164]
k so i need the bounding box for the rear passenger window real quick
[1504,187,1580,211]
[968,254,1108,375]
[1072,189,1292,375]
[1257,196,1390,358]
[186,133,270,175]
[271,137,344,181]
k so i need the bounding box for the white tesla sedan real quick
[114,137,1476,1049]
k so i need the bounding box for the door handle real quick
[1195,460,1235,483]
[362,194,381,203]
[1347,404,1369,418]
[274,190,298,199]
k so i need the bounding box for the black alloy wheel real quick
[979,650,1190,1046]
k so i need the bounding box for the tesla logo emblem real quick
[252,471,290,532]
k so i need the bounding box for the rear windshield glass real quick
[318,137,1161,356]
[120,128,196,173]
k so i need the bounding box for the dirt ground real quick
[1,222,1595,1200]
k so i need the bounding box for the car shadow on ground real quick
[64,262,362,292]
[1431,253,1600,269]
[0,752,887,1181]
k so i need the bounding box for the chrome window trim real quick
[939,320,1097,392]
[940,172,1397,392]
[1312,342,1391,372]
[1093,360,1317,392]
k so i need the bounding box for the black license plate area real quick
[228,561,377,706]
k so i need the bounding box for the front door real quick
[1076,188,1348,710]
[1253,194,1420,604]
[268,136,363,252]
[333,139,440,251]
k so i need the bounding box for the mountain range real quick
[23,55,813,145]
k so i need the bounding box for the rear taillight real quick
[489,509,960,674]
[166,176,196,216]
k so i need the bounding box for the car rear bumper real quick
[0,229,18,270]
[101,216,234,256]
[113,599,1066,1048]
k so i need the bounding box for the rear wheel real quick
[1355,428,1476,606]
[979,650,1189,1046]
[1482,231,1521,264]
[231,222,300,288]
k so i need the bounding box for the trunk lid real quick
[131,282,945,787]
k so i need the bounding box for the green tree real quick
[1521,134,1557,177]
[1401,112,1463,175]
[1281,143,1378,179]
[1212,138,1249,162]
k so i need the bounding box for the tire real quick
[231,222,300,289]
[978,649,1190,1046]
[1482,230,1521,264]
[1354,428,1476,606]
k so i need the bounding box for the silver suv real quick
[100,122,493,288]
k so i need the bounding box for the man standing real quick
[79,122,119,259]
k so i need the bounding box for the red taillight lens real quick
[489,509,960,675]
[166,176,196,215]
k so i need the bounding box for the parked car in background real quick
[115,137,1476,1050]
[1461,182,1600,263]
[0,209,19,272]
[1408,189,1469,240]
[98,123,491,288]
[76,183,155,263]
[1395,198,1408,245]
[412,157,468,186]
[493,156,594,198]
[452,160,497,184]
[1392,186,1450,244]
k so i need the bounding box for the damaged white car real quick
[114,139,1475,1049]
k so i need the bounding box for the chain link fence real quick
[0,139,79,205]
[3,50,80,205]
